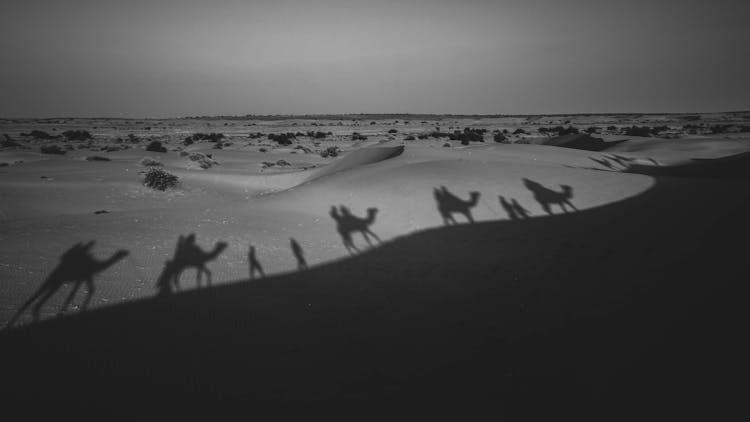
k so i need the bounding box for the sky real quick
[1,0,749,117]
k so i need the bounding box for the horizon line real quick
[2,110,750,121]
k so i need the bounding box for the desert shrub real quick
[539,126,579,136]
[22,130,58,140]
[417,134,429,140]
[143,168,178,190]
[183,137,194,145]
[650,126,670,135]
[306,131,328,139]
[387,129,398,134]
[351,132,367,141]
[370,121,377,125]
[248,132,265,139]
[187,133,225,142]
[513,128,527,135]
[708,124,732,134]
[188,152,218,169]
[139,157,163,166]
[268,133,295,145]
[146,140,167,152]
[320,146,340,158]
[40,144,66,155]
[449,128,486,145]
[1,134,22,148]
[493,132,507,143]
[62,130,93,141]
[259,147,267,153]
[443,142,451,147]
[0,162,8,167]
[607,126,617,131]
[179,151,190,157]
[585,126,600,134]
[404,135,415,141]
[623,126,652,137]
[86,155,110,161]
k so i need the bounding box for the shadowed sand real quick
[1,174,748,418]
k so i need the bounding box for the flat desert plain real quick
[1,113,749,415]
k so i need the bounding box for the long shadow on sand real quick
[329,205,381,254]
[433,185,481,225]
[2,177,749,417]
[156,234,228,296]
[6,241,128,327]
[522,178,577,215]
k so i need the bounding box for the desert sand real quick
[1,113,749,416]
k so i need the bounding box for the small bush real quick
[40,144,66,155]
[22,130,58,140]
[146,140,167,152]
[513,128,527,135]
[404,135,415,141]
[493,133,507,143]
[387,129,398,134]
[449,128,486,144]
[320,146,340,158]
[268,133,295,145]
[351,132,367,141]
[143,168,178,190]
[139,157,163,166]
[585,127,600,134]
[188,152,218,169]
[623,126,652,137]
[62,130,93,141]
[185,133,225,143]
[1,134,22,148]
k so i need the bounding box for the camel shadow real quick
[433,185,480,225]
[499,195,531,220]
[522,178,577,215]
[330,205,381,254]
[156,234,227,296]
[6,241,129,327]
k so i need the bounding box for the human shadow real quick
[433,185,480,225]
[6,241,129,326]
[155,234,228,295]
[329,205,381,254]
[290,238,308,270]
[248,245,265,280]
[499,196,531,220]
[522,178,577,215]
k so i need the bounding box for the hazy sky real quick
[1,0,749,117]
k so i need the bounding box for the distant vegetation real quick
[62,130,93,141]
[40,144,66,155]
[21,130,58,140]
[538,126,580,136]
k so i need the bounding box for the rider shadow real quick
[290,238,308,270]
[248,245,265,280]
[522,178,577,215]
[499,195,532,221]
[6,241,129,326]
[329,205,382,255]
[155,233,228,296]
[433,185,481,225]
